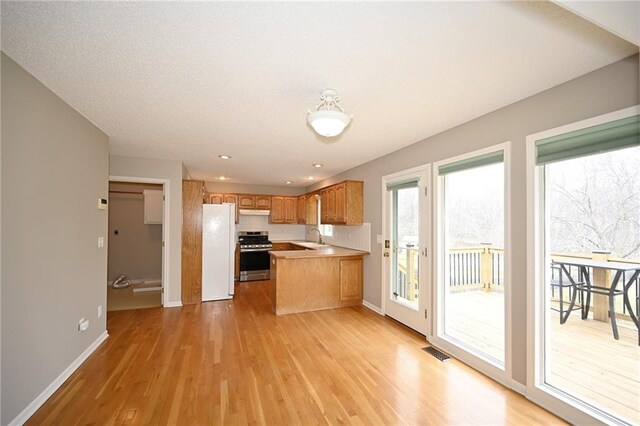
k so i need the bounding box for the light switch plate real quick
[376,234,383,244]
[97,237,104,248]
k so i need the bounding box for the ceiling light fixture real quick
[218,176,228,181]
[285,181,292,185]
[312,163,323,168]
[307,89,352,138]
[306,176,316,180]
[218,155,231,160]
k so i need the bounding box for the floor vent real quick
[422,346,450,361]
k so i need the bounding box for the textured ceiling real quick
[1,1,636,186]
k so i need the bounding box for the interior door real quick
[383,166,430,335]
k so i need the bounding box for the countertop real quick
[269,241,369,258]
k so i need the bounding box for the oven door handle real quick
[240,248,272,253]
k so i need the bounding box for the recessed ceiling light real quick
[218,176,228,181]
[218,155,231,160]
[285,181,292,185]
[306,176,316,180]
[312,163,323,168]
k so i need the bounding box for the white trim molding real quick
[163,301,183,308]
[8,331,108,426]
[362,300,384,315]
[108,175,176,307]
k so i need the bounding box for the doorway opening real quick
[107,181,164,311]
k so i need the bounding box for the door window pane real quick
[442,161,505,364]
[391,186,420,308]
[542,146,640,424]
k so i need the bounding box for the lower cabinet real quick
[270,255,364,315]
[339,258,363,301]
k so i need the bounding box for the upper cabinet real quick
[238,194,255,209]
[255,195,271,209]
[198,180,363,226]
[296,195,306,224]
[270,196,296,224]
[237,194,271,210]
[320,181,363,225]
[143,190,163,224]
[306,193,319,225]
[209,193,223,204]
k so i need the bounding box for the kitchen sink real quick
[292,241,330,249]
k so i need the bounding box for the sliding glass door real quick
[528,109,640,425]
[433,144,510,380]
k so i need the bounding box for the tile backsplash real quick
[237,215,306,241]
[307,223,371,252]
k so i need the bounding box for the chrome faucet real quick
[308,227,323,244]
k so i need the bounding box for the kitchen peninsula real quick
[269,243,369,315]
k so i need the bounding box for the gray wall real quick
[1,53,109,423]
[205,181,305,196]
[109,156,183,306]
[308,54,639,385]
[108,182,163,282]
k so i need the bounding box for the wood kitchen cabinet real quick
[284,197,296,223]
[306,193,318,225]
[270,196,296,224]
[238,194,255,209]
[339,258,363,301]
[271,242,290,251]
[223,194,240,224]
[320,181,363,225]
[270,196,284,223]
[255,195,271,209]
[209,193,223,204]
[296,195,306,224]
[237,194,271,210]
[182,180,205,305]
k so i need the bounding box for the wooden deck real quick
[447,290,639,424]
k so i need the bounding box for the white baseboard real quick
[164,301,182,308]
[510,380,527,396]
[362,300,384,315]
[9,330,108,426]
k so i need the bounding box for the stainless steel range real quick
[238,231,273,282]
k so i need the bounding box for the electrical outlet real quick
[78,318,89,333]
[97,305,103,318]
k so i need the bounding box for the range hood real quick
[239,209,270,216]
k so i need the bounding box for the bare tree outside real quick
[547,147,640,260]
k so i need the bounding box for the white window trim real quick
[525,105,640,426]
[430,141,513,389]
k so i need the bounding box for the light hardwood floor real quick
[28,281,562,425]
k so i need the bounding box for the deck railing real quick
[393,244,639,319]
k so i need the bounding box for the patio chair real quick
[551,264,582,324]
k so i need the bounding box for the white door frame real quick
[430,141,513,388]
[525,105,639,425]
[381,164,431,335]
[108,175,171,307]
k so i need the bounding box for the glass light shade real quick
[307,110,351,137]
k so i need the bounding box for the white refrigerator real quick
[202,203,236,301]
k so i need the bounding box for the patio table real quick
[551,258,640,340]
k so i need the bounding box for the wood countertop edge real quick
[269,247,369,259]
